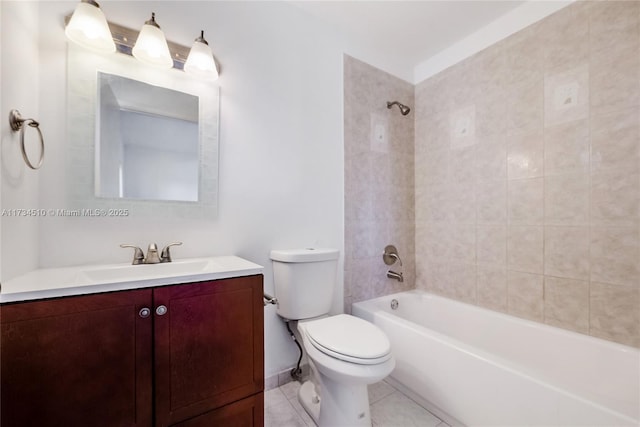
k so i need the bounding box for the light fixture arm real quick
[196,30,208,45]
[145,12,161,29]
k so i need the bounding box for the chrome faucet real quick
[387,270,404,282]
[121,242,182,265]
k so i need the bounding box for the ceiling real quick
[290,1,526,79]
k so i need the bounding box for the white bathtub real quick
[352,290,639,426]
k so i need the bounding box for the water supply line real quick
[285,320,304,381]
[263,293,303,381]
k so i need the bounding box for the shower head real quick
[387,101,411,116]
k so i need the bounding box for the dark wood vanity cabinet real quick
[0,274,264,427]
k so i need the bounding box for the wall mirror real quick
[97,72,199,202]
[67,44,219,218]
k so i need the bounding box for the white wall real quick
[3,1,347,378]
[0,1,41,282]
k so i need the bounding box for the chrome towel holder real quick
[9,109,44,170]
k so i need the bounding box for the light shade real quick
[132,13,173,69]
[65,0,115,54]
[184,31,219,80]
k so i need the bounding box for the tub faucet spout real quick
[387,270,403,282]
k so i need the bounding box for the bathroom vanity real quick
[0,257,264,427]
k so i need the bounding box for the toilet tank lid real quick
[270,248,339,263]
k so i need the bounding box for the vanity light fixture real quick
[64,0,115,54]
[64,3,219,78]
[184,31,219,81]
[132,13,173,69]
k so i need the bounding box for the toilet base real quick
[298,378,372,427]
[298,380,320,424]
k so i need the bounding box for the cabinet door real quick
[0,289,153,427]
[171,393,264,427]
[154,275,264,427]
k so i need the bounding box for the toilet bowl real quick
[297,314,395,426]
[270,248,395,427]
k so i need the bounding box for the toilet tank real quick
[270,248,339,320]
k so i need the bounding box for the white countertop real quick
[0,256,264,303]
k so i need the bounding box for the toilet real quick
[270,248,395,427]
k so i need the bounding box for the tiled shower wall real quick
[415,1,639,347]
[344,55,415,310]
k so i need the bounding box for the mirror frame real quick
[67,44,219,219]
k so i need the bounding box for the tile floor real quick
[264,379,451,427]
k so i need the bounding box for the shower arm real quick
[386,101,411,116]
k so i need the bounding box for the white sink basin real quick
[81,259,211,282]
[0,256,264,303]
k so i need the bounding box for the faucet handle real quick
[120,244,144,265]
[161,242,183,263]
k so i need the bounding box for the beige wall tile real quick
[591,168,640,226]
[473,42,508,95]
[448,262,477,304]
[477,264,508,312]
[508,178,544,225]
[416,110,450,154]
[544,173,589,225]
[590,46,640,116]
[416,224,450,262]
[590,282,640,347]
[590,107,640,173]
[589,0,640,56]
[544,119,589,176]
[477,179,507,224]
[420,261,450,295]
[411,3,640,347]
[544,65,589,128]
[475,93,508,139]
[416,184,449,223]
[449,146,476,184]
[476,136,507,182]
[506,80,544,134]
[591,226,640,287]
[544,276,589,334]
[477,225,507,265]
[541,1,589,73]
[508,270,544,321]
[417,148,449,187]
[450,105,477,149]
[449,181,476,223]
[449,224,476,263]
[544,226,590,280]
[508,225,544,274]
[505,25,544,86]
[344,55,415,305]
[507,131,544,179]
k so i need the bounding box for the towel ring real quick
[9,109,44,170]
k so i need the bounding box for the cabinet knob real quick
[155,305,168,316]
[139,307,151,318]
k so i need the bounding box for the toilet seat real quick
[304,314,392,365]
